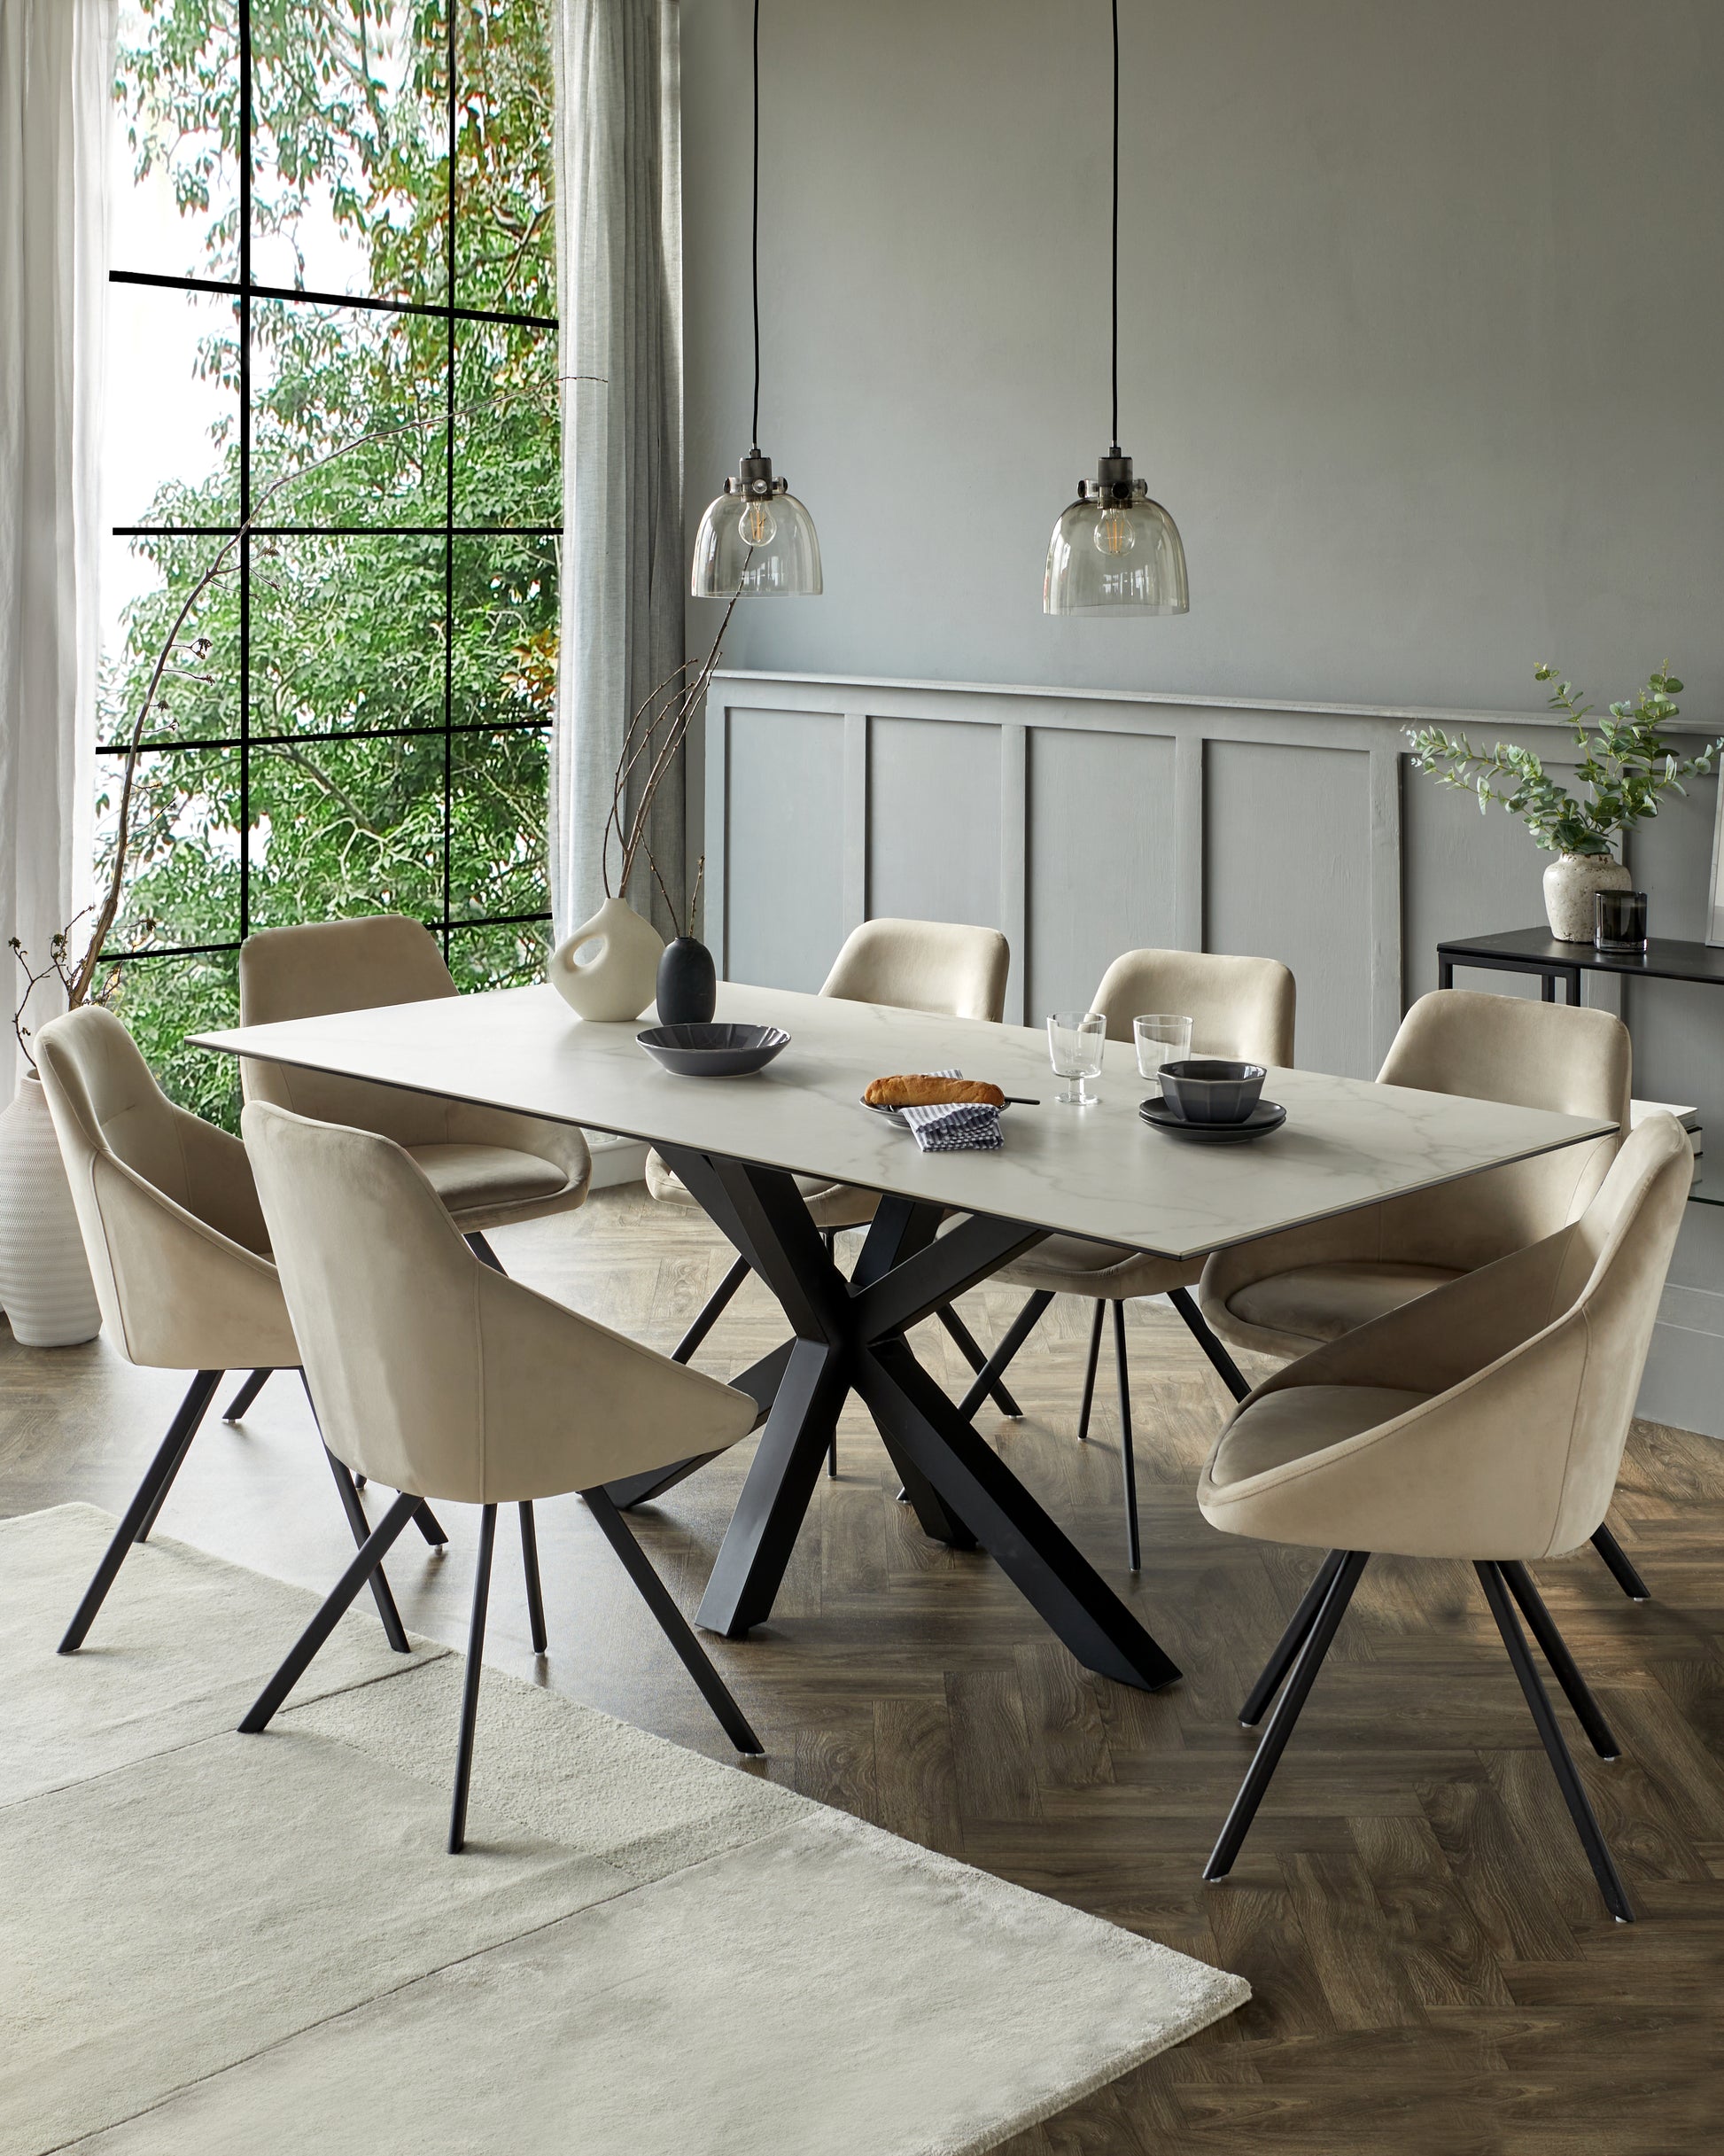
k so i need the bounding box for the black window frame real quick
[102,0,560,977]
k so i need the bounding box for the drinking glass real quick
[1133,1014,1193,1098]
[1047,1010,1107,1106]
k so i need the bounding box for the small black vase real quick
[656,936,717,1025]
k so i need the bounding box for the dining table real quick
[195,979,1617,1695]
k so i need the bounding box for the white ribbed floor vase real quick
[0,1506,1247,2155]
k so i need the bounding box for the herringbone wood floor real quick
[4,1184,1720,2151]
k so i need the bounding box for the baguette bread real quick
[865,1074,1006,1109]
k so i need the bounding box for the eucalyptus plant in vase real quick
[1406,666,1722,941]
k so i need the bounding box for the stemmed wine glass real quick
[1047,1011,1107,1106]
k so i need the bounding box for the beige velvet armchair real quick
[1196,1113,1691,1922]
[35,1008,420,1657]
[647,915,1013,1467]
[240,1101,765,1853]
[220,914,594,1439]
[963,946,1295,1571]
[1199,988,1642,1596]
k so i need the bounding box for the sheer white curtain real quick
[548,0,685,942]
[0,0,114,1094]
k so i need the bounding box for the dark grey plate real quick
[637,1022,790,1077]
[1139,1097,1286,1144]
[863,1096,1013,1131]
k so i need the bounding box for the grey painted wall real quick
[678,1,1724,1432]
[682,0,1724,709]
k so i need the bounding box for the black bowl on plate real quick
[637,1022,789,1077]
[1156,1059,1267,1125]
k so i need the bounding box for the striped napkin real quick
[901,1068,1004,1154]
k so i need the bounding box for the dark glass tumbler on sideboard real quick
[1595,891,1649,954]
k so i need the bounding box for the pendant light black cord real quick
[1109,0,1120,455]
[749,0,761,454]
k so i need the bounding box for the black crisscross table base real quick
[602,1144,1182,1694]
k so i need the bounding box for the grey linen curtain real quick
[0,0,114,1094]
[549,0,685,942]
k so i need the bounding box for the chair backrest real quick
[1495,1112,1689,1552]
[35,1008,288,1369]
[1376,989,1632,1266]
[243,1101,752,1502]
[238,915,461,1141]
[819,917,1009,1022]
[1090,948,1295,1066]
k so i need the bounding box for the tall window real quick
[102,1,559,1124]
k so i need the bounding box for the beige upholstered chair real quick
[963,948,1295,1570]
[647,915,1013,1462]
[1200,989,1641,1595]
[221,915,593,1428]
[239,1101,764,1852]
[1196,1113,1691,1922]
[34,1008,419,1656]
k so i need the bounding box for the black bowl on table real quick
[636,1022,789,1077]
[1156,1059,1268,1125]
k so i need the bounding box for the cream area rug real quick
[0,1506,1248,2155]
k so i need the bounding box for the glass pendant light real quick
[1044,0,1188,617]
[691,0,821,599]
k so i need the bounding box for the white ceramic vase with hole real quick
[0,1075,102,1345]
[548,894,665,1023]
[1542,851,1632,944]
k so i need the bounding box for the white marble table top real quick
[194,981,1616,1262]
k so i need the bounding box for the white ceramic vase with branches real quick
[548,597,738,1023]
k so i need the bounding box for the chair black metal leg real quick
[1239,1551,1347,1725]
[936,1304,1024,1419]
[956,1290,1054,1423]
[1589,1522,1650,1601]
[1167,1287,1252,1404]
[1205,1550,1369,1880]
[1111,1302,1141,1573]
[221,1368,272,1422]
[58,1371,223,1653]
[672,1251,751,1365]
[298,1370,447,1548]
[448,1504,497,1854]
[465,1232,505,1272]
[583,1486,765,1755]
[1501,1561,1619,1760]
[239,1491,423,1734]
[1076,1300,1106,1442]
[322,1445,412,1654]
[519,1500,547,1654]
[1476,1561,1634,1922]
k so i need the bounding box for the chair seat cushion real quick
[644,1149,879,1230]
[1227,1260,1463,1348]
[1209,1384,1433,1487]
[997,1233,1201,1300]
[408,1142,569,1216]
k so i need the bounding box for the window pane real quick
[101,533,243,749]
[454,318,559,528]
[113,2,240,284]
[251,298,448,530]
[248,734,444,928]
[447,916,551,995]
[248,0,447,307]
[452,536,555,732]
[105,952,241,1131]
[449,729,550,924]
[96,745,244,950]
[455,0,555,317]
[105,284,239,528]
[251,535,446,737]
